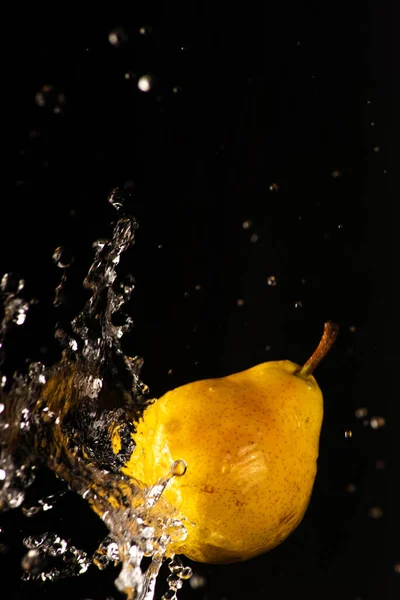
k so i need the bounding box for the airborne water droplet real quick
[370,417,385,429]
[267,275,277,287]
[138,74,153,92]
[355,407,368,418]
[52,247,74,268]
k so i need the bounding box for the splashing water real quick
[0,191,191,599]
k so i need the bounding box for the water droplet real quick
[394,563,400,574]
[108,187,126,211]
[0,469,6,480]
[294,301,303,309]
[269,183,279,192]
[370,416,385,429]
[0,402,4,412]
[108,28,128,47]
[138,74,153,92]
[1,273,25,294]
[194,284,201,291]
[35,85,65,114]
[52,247,74,268]
[355,407,368,418]
[373,145,380,152]
[190,573,207,589]
[267,275,277,287]
[250,233,259,243]
[171,460,187,477]
[345,483,357,493]
[349,325,356,333]
[368,506,383,519]
[375,459,386,470]
[344,430,353,438]
[237,298,244,307]
[332,169,341,178]
[242,220,252,230]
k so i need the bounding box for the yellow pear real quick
[121,321,338,564]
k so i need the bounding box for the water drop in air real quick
[138,75,153,92]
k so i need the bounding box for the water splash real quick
[0,192,190,599]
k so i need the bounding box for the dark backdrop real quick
[1,3,398,599]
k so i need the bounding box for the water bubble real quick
[138,74,153,92]
[370,417,385,429]
[344,430,353,438]
[52,246,74,268]
[242,220,252,230]
[267,275,277,287]
[355,407,368,419]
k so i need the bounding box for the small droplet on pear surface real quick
[171,460,187,477]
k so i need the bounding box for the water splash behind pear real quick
[122,321,339,563]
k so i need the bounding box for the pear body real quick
[122,360,323,563]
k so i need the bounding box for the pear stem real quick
[298,321,339,377]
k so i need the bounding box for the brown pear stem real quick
[298,321,339,377]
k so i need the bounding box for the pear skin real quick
[122,322,338,563]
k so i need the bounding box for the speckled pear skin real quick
[122,360,323,564]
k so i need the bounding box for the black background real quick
[1,2,398,599]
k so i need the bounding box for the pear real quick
[122,321,338,564]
